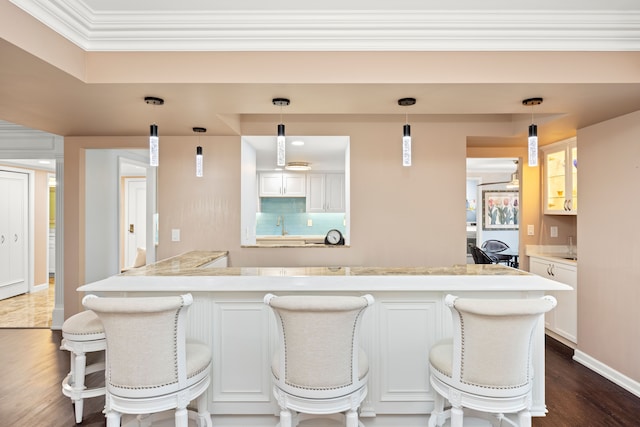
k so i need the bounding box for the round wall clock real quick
[324,229,345,245]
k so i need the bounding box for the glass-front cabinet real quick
[542,137,577,215]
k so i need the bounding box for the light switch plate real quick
[527,224,534,236]
[550,226,558,237]
[171,229,180,242]
[307,219,313,227]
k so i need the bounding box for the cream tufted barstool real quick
[83,293,212,427]
[60,309,107,423]
[264,293,374,427]
[428,294,557,427]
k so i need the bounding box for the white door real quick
[124,178,146,268]
[0,170,28,300]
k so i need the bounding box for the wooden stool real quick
[60,310,106,423]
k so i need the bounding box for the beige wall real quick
[577,110,640,382]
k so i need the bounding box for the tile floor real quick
[0,278,55,328]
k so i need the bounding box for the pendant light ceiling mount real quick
[398,97,416,106]
[192,127,207,133]
[144,96,164,106]
[522,97,543,107]
[272,98,290,107]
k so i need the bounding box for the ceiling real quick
[2,0,640,164]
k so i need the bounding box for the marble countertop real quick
[78,251,572,293]
[526,245,577,265]
[121,250,229,276]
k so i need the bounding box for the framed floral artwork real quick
[482,191,519,230]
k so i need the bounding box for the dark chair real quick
[481,240,512,266]
[470,245,498,264]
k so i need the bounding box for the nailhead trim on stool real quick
[60,310,107,424]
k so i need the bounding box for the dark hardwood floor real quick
[0,329,638,426]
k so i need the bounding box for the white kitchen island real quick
[78,251,572,427]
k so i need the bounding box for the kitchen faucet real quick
[277,216,288,236]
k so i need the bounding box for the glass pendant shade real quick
[528,124,538,167]
[277,123,286,167]
[149,124,159,167]
[402,124,412,167]
[196,146,203,177]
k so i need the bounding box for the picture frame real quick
[482,190,519,230]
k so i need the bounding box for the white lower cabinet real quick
[529,256,577,344]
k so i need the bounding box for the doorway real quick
[466,158,520,265]
[123,177,146,269]
[0,160,56,328]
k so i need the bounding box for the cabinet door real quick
[542,138,577,215]
[529,257,577,344]
[568,143,577,212]
[282,173,306,196]
[549,263,577,343]
[259,173,283,197]
[306,174,326,212]
[325,173,345,212]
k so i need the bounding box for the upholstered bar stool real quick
[428,294,557,427]
[264,293,374,427]
[60,309,106,424]
[83,293,212,427]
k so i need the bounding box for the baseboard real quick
[545,329,576,349]
[573,350,640,398]
[51,307,64,330]
[31,282,49,292]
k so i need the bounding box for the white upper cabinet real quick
[259,172,306,197]
[542,137,577,215]
[306,173,345,213]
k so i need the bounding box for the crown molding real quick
[10,0,640,51]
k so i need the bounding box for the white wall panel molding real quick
[375,299,438,414]
[9,1,640,51]
[211,299,273,413]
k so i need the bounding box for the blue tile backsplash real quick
[257,198,345,236]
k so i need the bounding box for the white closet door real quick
[0,170,28,300]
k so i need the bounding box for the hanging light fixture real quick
[506,160,520,189]
[193,127,206,177]
[145,96,164,167]
[398,97,416,167]
[272,98,290,167]
[522,97,543,167]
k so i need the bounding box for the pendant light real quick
[398,97,416,167]
[193,127,206,177]
[272,98,290,167]
[506,160,520,189]
[522,97,543,167]
[145,96,164,167]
